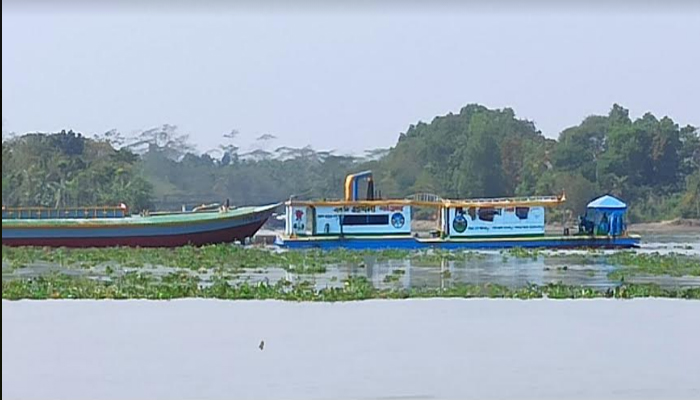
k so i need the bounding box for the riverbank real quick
[546,219,700,234]
[549,218,700,234]
[628,218,700,233]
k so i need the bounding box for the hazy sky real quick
[2,4,699,155]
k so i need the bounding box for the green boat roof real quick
[2,204,278,228]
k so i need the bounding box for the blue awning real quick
[587,195,627,209]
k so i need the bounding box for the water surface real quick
[3,299,699,400]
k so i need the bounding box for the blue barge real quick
[275,171,641,250]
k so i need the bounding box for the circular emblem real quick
[391,212,405,229]
[453,214,468,233]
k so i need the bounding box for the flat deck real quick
[276,234,642,250]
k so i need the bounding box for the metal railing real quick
[2,205,129,220]
[443,194,565,207]
[405,193,444,203]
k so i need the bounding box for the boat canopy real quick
[295,170,566,208]
[584,195,628,236]
[586,195,627,210]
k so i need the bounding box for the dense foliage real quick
[2,130,153,211]
[376,104,699,221]
[2,104,698,221]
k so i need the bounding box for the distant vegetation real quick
[2,104,699,222]
[2,130,152,211]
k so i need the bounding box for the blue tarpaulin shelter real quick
[587,195,627,209]
[586,195,627,236]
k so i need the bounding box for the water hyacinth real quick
[1,245,490,271]
[2,245,699,300]
[3,272,699,301]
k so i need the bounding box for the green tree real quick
[679,171,700,218]
[4,104,696,223]
[2,131,152,211]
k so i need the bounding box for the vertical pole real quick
[339,206,344,238]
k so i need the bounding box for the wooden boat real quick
[2,203,278,248]
[275,171,641,250]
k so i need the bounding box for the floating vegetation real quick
[285,263,327,274]
[548,253,600,264]
[3,273,698,301]
[607,252,700,280]
[673,245,694,250]
[1,246,488,271]
[383,269,406,283]
[3,245,699,301]
[383,275,399,283]
[505,248,542,260]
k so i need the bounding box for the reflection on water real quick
[234,253,699,291]
[3,232,700,289]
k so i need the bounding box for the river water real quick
[189,231,700,289]
[3,298,699,400]
[3,232,700,400]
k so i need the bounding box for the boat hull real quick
[2,205,276,248]
[275,234,642,250]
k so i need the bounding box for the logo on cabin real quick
[390,212,405,229]
[453,213,468,233]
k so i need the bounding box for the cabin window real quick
[477,207,500,222]
[515,207,529,220]
[341,214,390,226]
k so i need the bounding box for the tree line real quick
[2,104,698,222]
